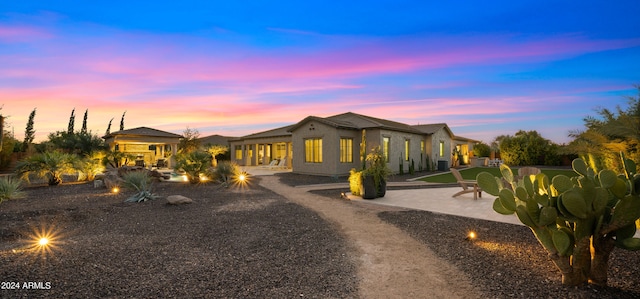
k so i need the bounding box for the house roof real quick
[199,134,235,145]
[103,127,183,139]
[453,135,481,144]
[231,124,295,141]
[288,112,425,134]
[412,123,455,137]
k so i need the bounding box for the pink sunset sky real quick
[1,1,639,144]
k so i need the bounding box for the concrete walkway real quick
[243,166,521,226]
[348,187,522,226]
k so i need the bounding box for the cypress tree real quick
[120,111,126,131]
[24,108,36,151]
[68,108,76,134]
[81,109,88,134]
[105,118,113,135]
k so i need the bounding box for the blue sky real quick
[1,1,639,143]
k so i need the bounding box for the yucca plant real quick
[15,151,77,185]
[214,160,240,186]
[122,171,160,202]
[0,176,25,203]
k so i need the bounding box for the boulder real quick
[167,195,193,205]
[94,179,105,188]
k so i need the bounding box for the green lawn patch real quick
[419,167,577,183]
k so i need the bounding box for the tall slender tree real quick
[120,111,126,131]
[67,108,76,134]
[105,118,113,135]
[24,108,36,151]
[81,109,88,134]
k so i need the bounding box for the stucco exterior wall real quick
[373,129,425,174]
[291,121,361,176]
[430,128,453,168]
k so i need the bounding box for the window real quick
[439,141,445,157]
[404,139,410,161]
[340,138,353,163]
[235,145,243,160]
[383,137,390,162]
[420,140,425,153]
[305,138,323,163]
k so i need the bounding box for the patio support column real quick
[170,143,178,168]
[243,144,248,166]
[286,142,292,169]
[262,143,269,165]
[253,143,260,166]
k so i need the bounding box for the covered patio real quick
[102,127,182,168]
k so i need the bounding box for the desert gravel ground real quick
[0,180,358,298]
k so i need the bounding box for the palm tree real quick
[15,151,77,185]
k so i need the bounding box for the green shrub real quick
[472,142,491,157]
[0,176,25,203]
[122,171,159,202]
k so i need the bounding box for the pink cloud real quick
[0,25,53,42]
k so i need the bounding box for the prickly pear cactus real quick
[476,153,640,286]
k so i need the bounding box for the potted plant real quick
[361,146,391,199]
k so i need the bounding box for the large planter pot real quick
[360,175,377,199]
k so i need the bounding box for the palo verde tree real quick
[477,154,640,286]
[177,127,201,154]
[205,144,229,167]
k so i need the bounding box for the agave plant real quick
[15,151,77,185]
[122,171,160,202]
[0,176,25,203]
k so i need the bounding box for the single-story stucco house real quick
[229,112,479,176]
